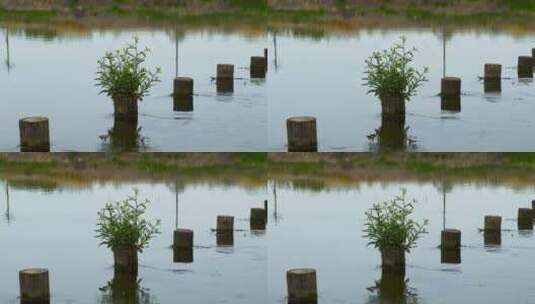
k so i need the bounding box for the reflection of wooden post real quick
[19,117,50,152]
[287,268,317,303]
[264,48,268,72]
[19,268,50,302]
[287,116,318,152]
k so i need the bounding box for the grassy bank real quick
[3,153,535,187]
[4,0,535,30]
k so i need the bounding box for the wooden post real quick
[217,215,234,232]
[250,208,266,230]
[484,216,501,231]
[250,56,267,78]
[19,268,50,302]
[518,208,533,230]
[217,64,234,79]
[441,77,461,96]
[19,117,50,152]
[531,199,535,210]
[484,215,502,245]
[380,247,405,274]
[216,64,234,93]
[484,64,502,79]
[286,116,318,152]
[518,56,533,78]
[173,77,193,97]
[264,199,268,223]
[287,268,317,303]
[264,48,268,72]
[441,229,461,249]
[113,246,138,275]
[173,229,193,249]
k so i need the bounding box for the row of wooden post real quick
[173,48,268,97]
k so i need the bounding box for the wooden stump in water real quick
[217,64,234,79]
[112,95,138,122]
[380,247,405,275]
[286,116,318,152]
[518,56,533,78]
[250,208,266,230]
[441,229,461,249]
[19,117,50,152]
[484,64,502,79]
[113,246,138,275]
[484,216,501,231]
[174,77,194,97]
[287,268,318,304]
[484,215,502,246]
[441,77,461,96]
[531,199,535,210]
[441,229,461,264]
[250,56,267,78]
[217,215,234,232]
[518,208,533,230]
[19,268,50,303]
[380,94,405,123]
[173,229,194,249]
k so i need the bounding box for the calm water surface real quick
[267,29,535,151]
[0,26,267,151]
[0,179,268,303]
[2,177,535,303]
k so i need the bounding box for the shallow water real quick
[0,180,268,303]
[0,26,267,151]
[267,29,535,151]
[267,180,535,303]
[2,176,535,303]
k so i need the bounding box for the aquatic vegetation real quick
[363,37,428,103]
[95,189,161,253]
[363,189,428,253]
[95,38,161,118]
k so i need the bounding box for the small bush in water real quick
[363,189,428,252]
[363,36,428,102]
[95,189,161,252]
[96,37,161,102]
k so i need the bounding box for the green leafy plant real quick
[95,189,161,252]
[363,189,428,252]
[363,37,428,102]
[96,37,161,102]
